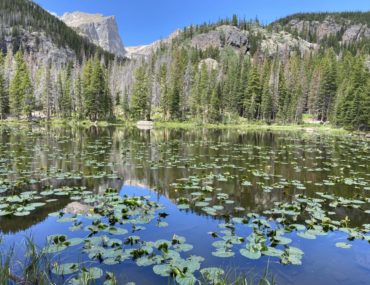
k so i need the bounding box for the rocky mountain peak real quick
[61,11,126,57]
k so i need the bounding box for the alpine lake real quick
[0,124,369,285]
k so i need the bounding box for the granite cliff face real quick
[61,12,126,57]
[190,25,249,52]
[275,15,370,44]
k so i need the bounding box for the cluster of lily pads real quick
[0,126,369,284]
[0,186,100,217]
[43,191,220,285]
[41,185,369,284]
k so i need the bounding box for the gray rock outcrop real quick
[191,25,249,53]
[0,26,75,67]
[284,16,370,44]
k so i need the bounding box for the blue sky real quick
[34,0,370,46]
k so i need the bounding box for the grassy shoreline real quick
[153,121,350,133]
[0,118,367,136]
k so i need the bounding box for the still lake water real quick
[0,125,369,284]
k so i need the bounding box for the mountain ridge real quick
[0,0,114,63]
[0,1,368,130]
[61,11,126,57]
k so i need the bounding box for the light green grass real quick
[154,121,350,135]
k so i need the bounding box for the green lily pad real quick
[52,263,79,275]
[335,242,352,249]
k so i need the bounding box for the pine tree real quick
[335,55,369,129]
[232,14,238,27]
[227,56,242,115]
[169,48,187,120]
[74,74,83,119]
[131,65,150,120]
[122,88,130,119]
[158,64,169,120]
[276,66,288,122]
[286,56,303,123]
[81,58,112,120]
[0,52,9,119]
[115,91,121,106]
[198,63,209,122]
[237,57,250,116]
[261,69,273,122]
[209,83,222,123]
[58,69,72,118]
[9,51,33,119]
[42,64,53,120]
[91,59,111,120]
[350,86,368,129]
[317,49,337,121]
[82,59,93,119]
[244,66,261,120]
[102,67,113,120]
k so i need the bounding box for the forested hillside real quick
[0,0,113,60]
[127,16,369,130]
[0,2,369,130]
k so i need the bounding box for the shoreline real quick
[0,118,368,136]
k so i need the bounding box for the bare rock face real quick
[61,12,126,57]
[284,16,370,44]
[191,25,249,53]
[342,24,370,43]
[259,30,318,57]
[0,26,75,68]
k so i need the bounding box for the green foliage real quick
[130,65,151,120]
[209,83,223,123]
[42,64,53,120]
[334,54,369,130]
[169,48,188,120]
[261,67,273,122]
[122,88,130,119]
[57,68,72,118]
[0,7,368,130]
[0,53,9,119]
[244,66,261,120]
[9,51,33,119]
[82,58,113,121]
[130,35,369,130]
[317,49,337,121]
[0,0,114,61]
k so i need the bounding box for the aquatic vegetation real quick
[0,237,53,285]
[0,126,369,284]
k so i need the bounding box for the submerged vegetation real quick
[0,1,368,284]
[0,125,368,284]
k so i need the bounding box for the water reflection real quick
[0,125,369,284]
[0,125,369,233]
